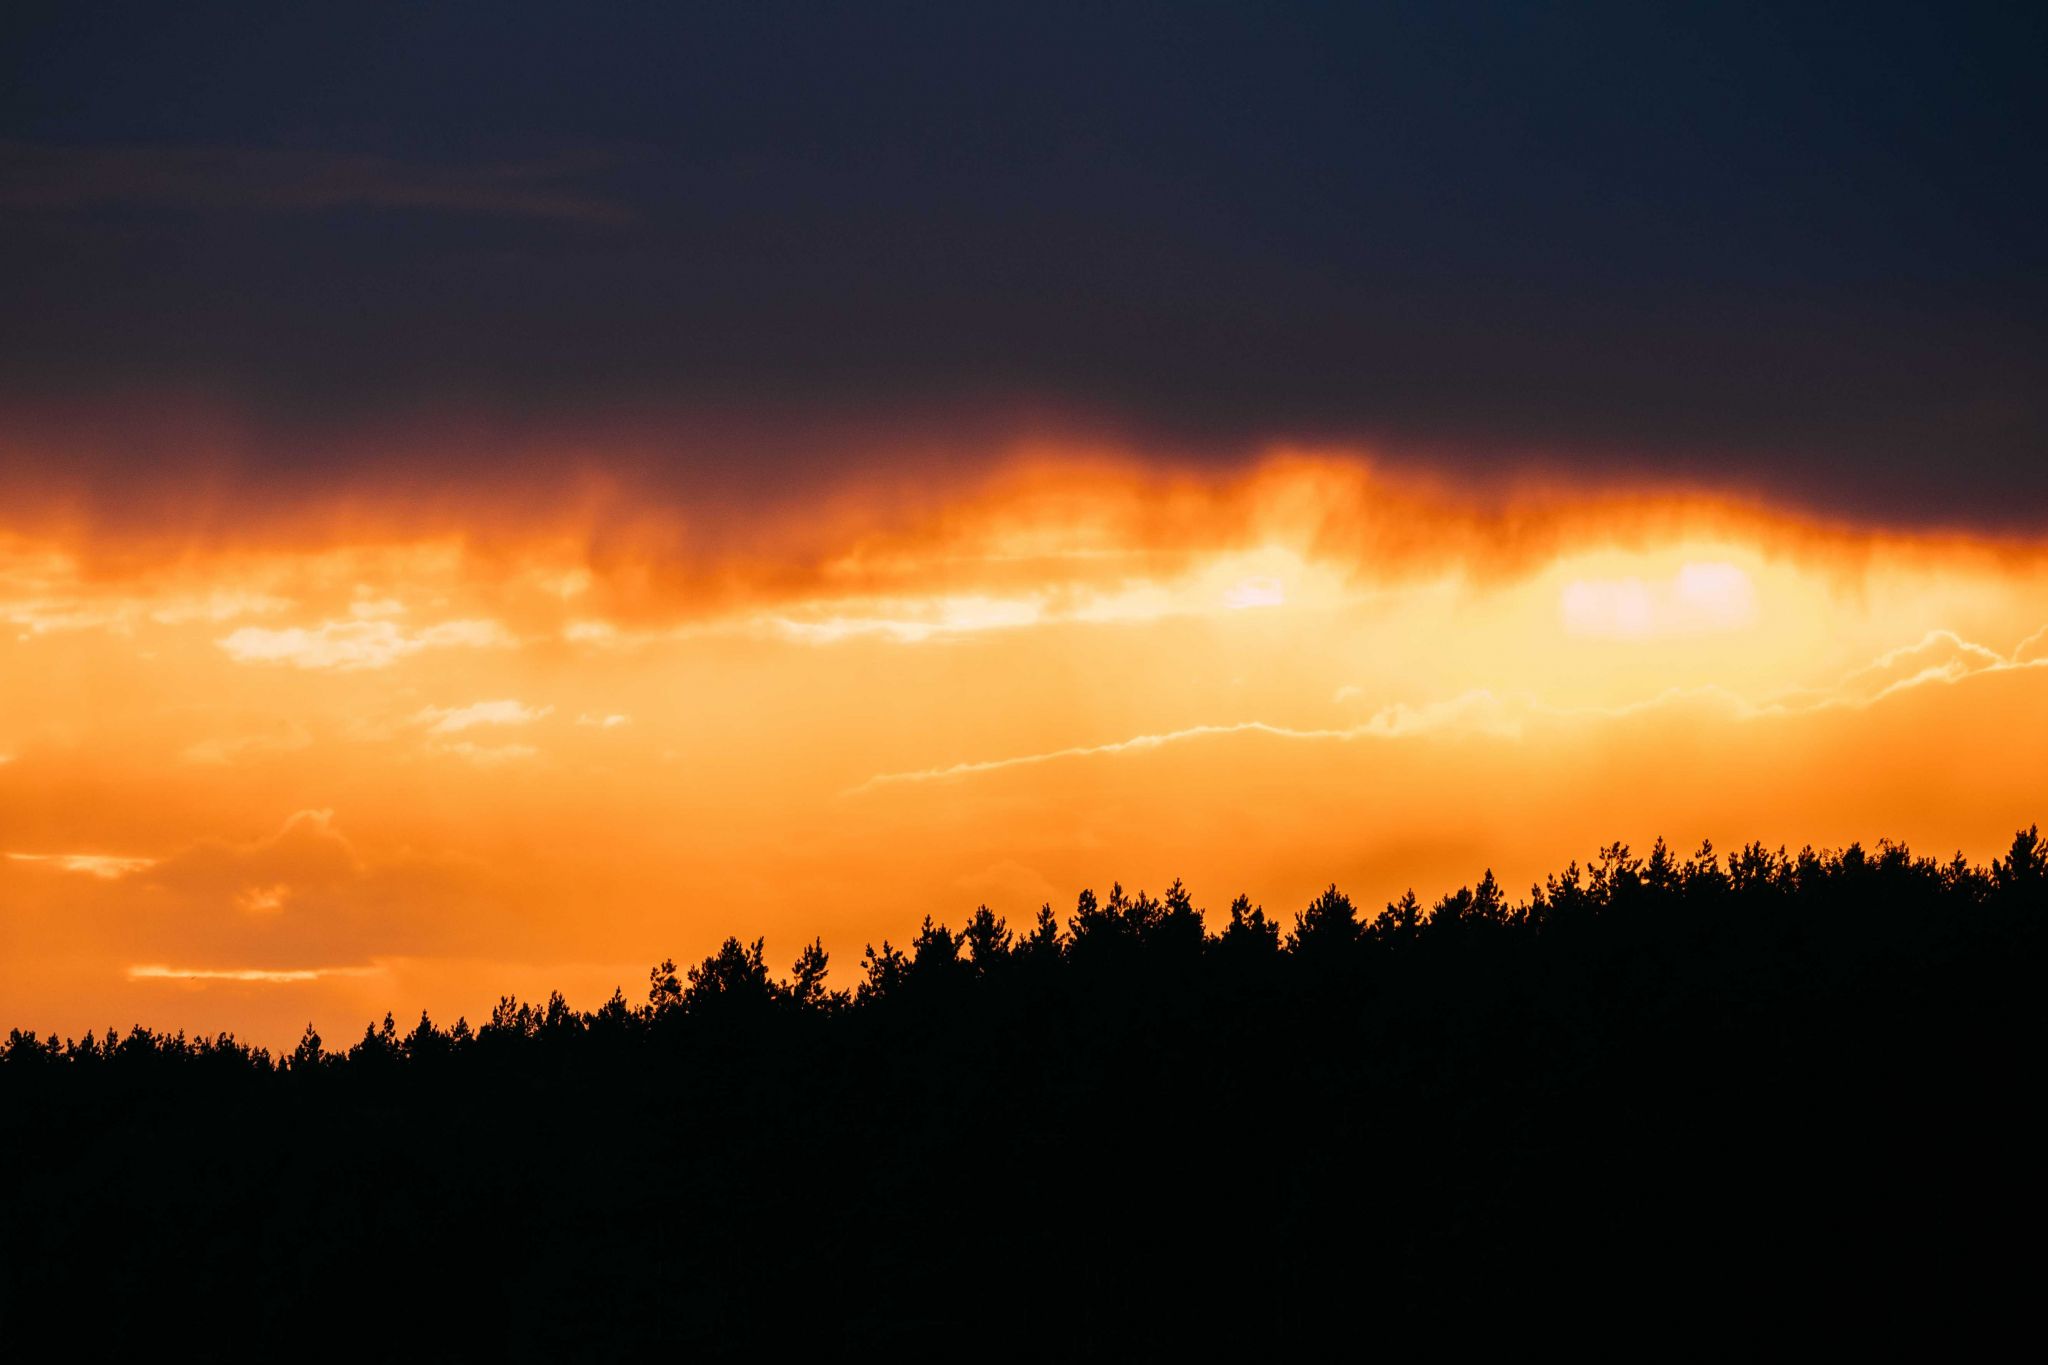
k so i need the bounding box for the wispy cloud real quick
[236,883,291,915]
[149,808,365,897]
[768,595,1049,645]
[1761,628,2048,715]
[849,696,1524,794]
[5,588,290,637]
[437,741,539,766]
[217,618,512,669]
[415,699,552,734]
[125,963,382,984]
[412,700,552,765]
[6,851,156,880]
[854,625,2048,794]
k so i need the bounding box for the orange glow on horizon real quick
[5,446,2047,1048]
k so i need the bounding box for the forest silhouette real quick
[2,831,2042,1351]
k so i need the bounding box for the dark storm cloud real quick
[1,1,2043,524]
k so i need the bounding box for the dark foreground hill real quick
[3,833,2043,1353]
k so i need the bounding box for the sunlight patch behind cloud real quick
[1562,561,1756,638]
[1223,576,1286,609]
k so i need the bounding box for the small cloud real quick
[439,741,539,766]
[151,808,364,896]
[415,699,553,734]
[6,588,288,636]
[412,701,550,763]
[576,712,632,729]
[236,883,291,915]
[3,598,128,635]
[2015,624,2048,666]
[6,851,157,880]
[1332,684,1365,704]
[217,618,512,669]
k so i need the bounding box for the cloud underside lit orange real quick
[4,445,2047,1048]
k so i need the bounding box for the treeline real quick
[10,830,2045,1075]
[1,831,2042,1352]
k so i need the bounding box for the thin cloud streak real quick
[847,702,1517,794]
[7,852,158,879]
[125,963,384,984]
[852,627,2048,794]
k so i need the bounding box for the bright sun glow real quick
[1560,561,1757,638]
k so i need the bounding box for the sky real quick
[3,3,2045,1045]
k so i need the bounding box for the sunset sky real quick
[4,3,2044,1046]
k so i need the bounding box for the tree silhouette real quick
[1290,882,1361,956]
[787,938,836,1011]
[0,827,2040,1352]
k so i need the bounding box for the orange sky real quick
[5,446,2046,1048]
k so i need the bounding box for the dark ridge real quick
[4,830,2043,1352]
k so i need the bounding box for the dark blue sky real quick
[3,2,2042,521]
